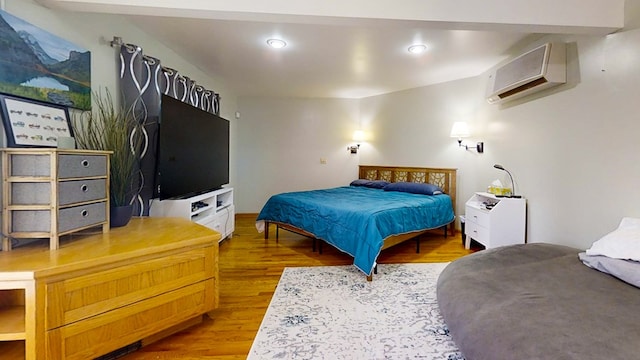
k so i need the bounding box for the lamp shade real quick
[450,122,471,138]
[352,130,365,142]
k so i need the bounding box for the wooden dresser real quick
[0,217,220,359]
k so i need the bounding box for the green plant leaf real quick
[71,88,145,206]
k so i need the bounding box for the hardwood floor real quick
[122,214,476,359]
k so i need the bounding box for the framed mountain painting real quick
[0,10,91,110]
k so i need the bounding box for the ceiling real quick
[38,0,625,99]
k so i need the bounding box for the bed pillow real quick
[585,217,640,261]
[383,181,443,195]
[349,179,389,189]
[579,252,640,288]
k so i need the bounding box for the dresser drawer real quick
[10,179,106,206]
[465,221,489,245]
[47,280,215,360]
[58,154,107,178]
[466,206,490,228]
[11,210,51,232]
[9,154,51,177]
[58,179,107,205]
[10,202,106,233]
[58,202,107,232]
[45,246,215,329]
[11,182,51,205]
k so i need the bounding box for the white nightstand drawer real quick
[465,221,488,244]
[466,207,490,228]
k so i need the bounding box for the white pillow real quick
[617,217,640,230]
[579,253,640,288]
[585,217,640,261]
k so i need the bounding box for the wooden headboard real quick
[358,165,458,232]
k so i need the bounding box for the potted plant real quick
[72,88,144,227]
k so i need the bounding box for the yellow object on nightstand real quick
[487,186,512,196]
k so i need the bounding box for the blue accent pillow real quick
[383,182,444,195]
[350,179,390,189]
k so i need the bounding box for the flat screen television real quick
[155,94,229,200]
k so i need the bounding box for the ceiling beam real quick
[37,0,624,34]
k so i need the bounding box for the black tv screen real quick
[155,94,229,200]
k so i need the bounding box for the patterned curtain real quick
[118,43,220,215]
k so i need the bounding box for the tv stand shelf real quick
[150,188,234,241]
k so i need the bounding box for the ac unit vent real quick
[487,43,566,104]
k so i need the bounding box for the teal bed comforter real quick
[256,186,454,275]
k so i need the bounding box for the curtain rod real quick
[110,36,124,47]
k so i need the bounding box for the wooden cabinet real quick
[464,192,526,249]
[0,217,219,359]
[1,148,111,251]
[0,281,35,359]
[150,187,235,241]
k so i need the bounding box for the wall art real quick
[0,93,73,147]
[0,10,91,110]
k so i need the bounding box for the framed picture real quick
[0,10,91,110]
[0,93,74,148]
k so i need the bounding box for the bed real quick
[437,231,640,359]
[256,166,457,278]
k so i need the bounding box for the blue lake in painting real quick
[20,76,70,91]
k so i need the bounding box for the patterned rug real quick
[248,263,464,360]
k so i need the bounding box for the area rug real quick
[248,263,464,360]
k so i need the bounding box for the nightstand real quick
[464,192,526,249]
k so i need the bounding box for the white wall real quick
[478,31,640,249]
[363,31,640,249]
[357,77,488,218]
[236,96,360,212]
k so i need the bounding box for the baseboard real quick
[141,315,204,347]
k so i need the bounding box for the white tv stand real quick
[150,187,234,241]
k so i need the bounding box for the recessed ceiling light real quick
[408,44,427,54]
[267,38,287,49]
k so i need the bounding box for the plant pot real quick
[110,205,133,228]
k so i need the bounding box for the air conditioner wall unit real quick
[486,42,566,104]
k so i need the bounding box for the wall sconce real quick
[450,122,484,153]
[348,130,365,154]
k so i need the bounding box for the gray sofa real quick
[436,243,640,360]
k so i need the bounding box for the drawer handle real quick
[81,159,90,167]
[81,209,88,217]
[81,184,88,192]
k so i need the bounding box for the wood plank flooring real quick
[122,214,476,359]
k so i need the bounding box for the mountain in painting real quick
[48,50,91,84]
[17,30,59,65]
[0,14,45,83]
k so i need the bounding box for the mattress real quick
[436,243,640,360]
[256,186,454,275]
